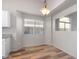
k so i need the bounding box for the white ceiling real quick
[2,0,76,16]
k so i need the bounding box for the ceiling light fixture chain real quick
[44,0,47,8]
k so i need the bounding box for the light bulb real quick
[40,7,50,15]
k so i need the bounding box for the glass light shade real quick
[40,7,50,15]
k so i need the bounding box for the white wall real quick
[10,12,24,51]
[23,35,44,47]
[44,16,52,45]
[52,4,77,57]
[53,31,77,57]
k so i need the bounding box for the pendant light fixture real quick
[40,0,50,15]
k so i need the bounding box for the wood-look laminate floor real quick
[6,45,76,59]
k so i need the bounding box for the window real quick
[24,19,44,35]
[56,17,71,31]
[24,19,35,34]
[34,20,44,35]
